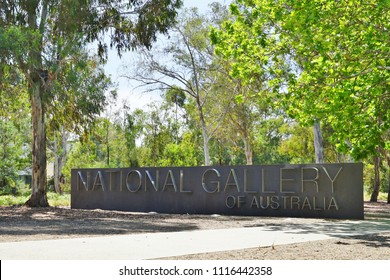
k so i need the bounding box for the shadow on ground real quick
[0,201,389,243]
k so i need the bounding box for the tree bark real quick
[313,121,324,163]
[199,110,211,166]
[53,128,68,194]
[25,81,49,207]
[387,171,390,204]
[370,156,380,202]
[243,135,253,165]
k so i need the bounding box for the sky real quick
[103,0,232,111]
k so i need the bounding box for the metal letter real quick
[259,196,270,209]
[224,169,241,193]
[237,196,246,208]
[301,167,319,193]
[291,196,300,209]
[322,167,343,193]
[281,196,289,209]
[145,170,159,192]
[262,168,275,194]
[162,170,178,192]
[202,169,221,193]
[250,196,259,208]
[105,170,120,191]
[77,171,88,191]
[270,196,280,210]
[92,171,106,192]
[280,168,296,193]
[313,196,322,210]
[225,196,236,209]
[126,170,142,192]
[179,170,192,193]
[328,197,339,210]
[301,196,312,210]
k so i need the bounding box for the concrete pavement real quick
[1,218,389,260]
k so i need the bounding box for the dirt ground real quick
[0,201,389,260]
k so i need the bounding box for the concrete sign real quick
[71,163,364,219]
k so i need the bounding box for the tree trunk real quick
[387,171,390,204]
[53,133,60,193]
[370,156,380,202]
[53,129,68,195]
[25,82,49,207]
[313,121,324,163]
[201,117,211,166]
[386,156,390,204]
[243,135,253,165]
[196,96,211,166]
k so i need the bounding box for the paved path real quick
[1,218,389,260]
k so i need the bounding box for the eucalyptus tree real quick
[0,0,182,206]
[211,1,389,177]
[123,3,234,165]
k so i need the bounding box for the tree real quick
[0,0,183,206]
[124,4,237,165]
[211,0,389,199]
[47,126,69,194]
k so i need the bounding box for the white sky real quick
[103,0,232,111]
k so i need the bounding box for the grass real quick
[47,192,70,207]
[0,192,70,207]
[0,191,387,207]
[364,191,388,202]
[0,194,30,206]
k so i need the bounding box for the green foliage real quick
[212,0,390,163]
[48,54,114,135]
[0,121,23,191]
[158,133,199,167]
[0,66,31,194]
[0,0,184,206]
[0,192,70,207]
[47,192,70,207]
[0,195,29,206]
[364,160,390,193]
[278,124,315,164]
[253,116,291,164]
